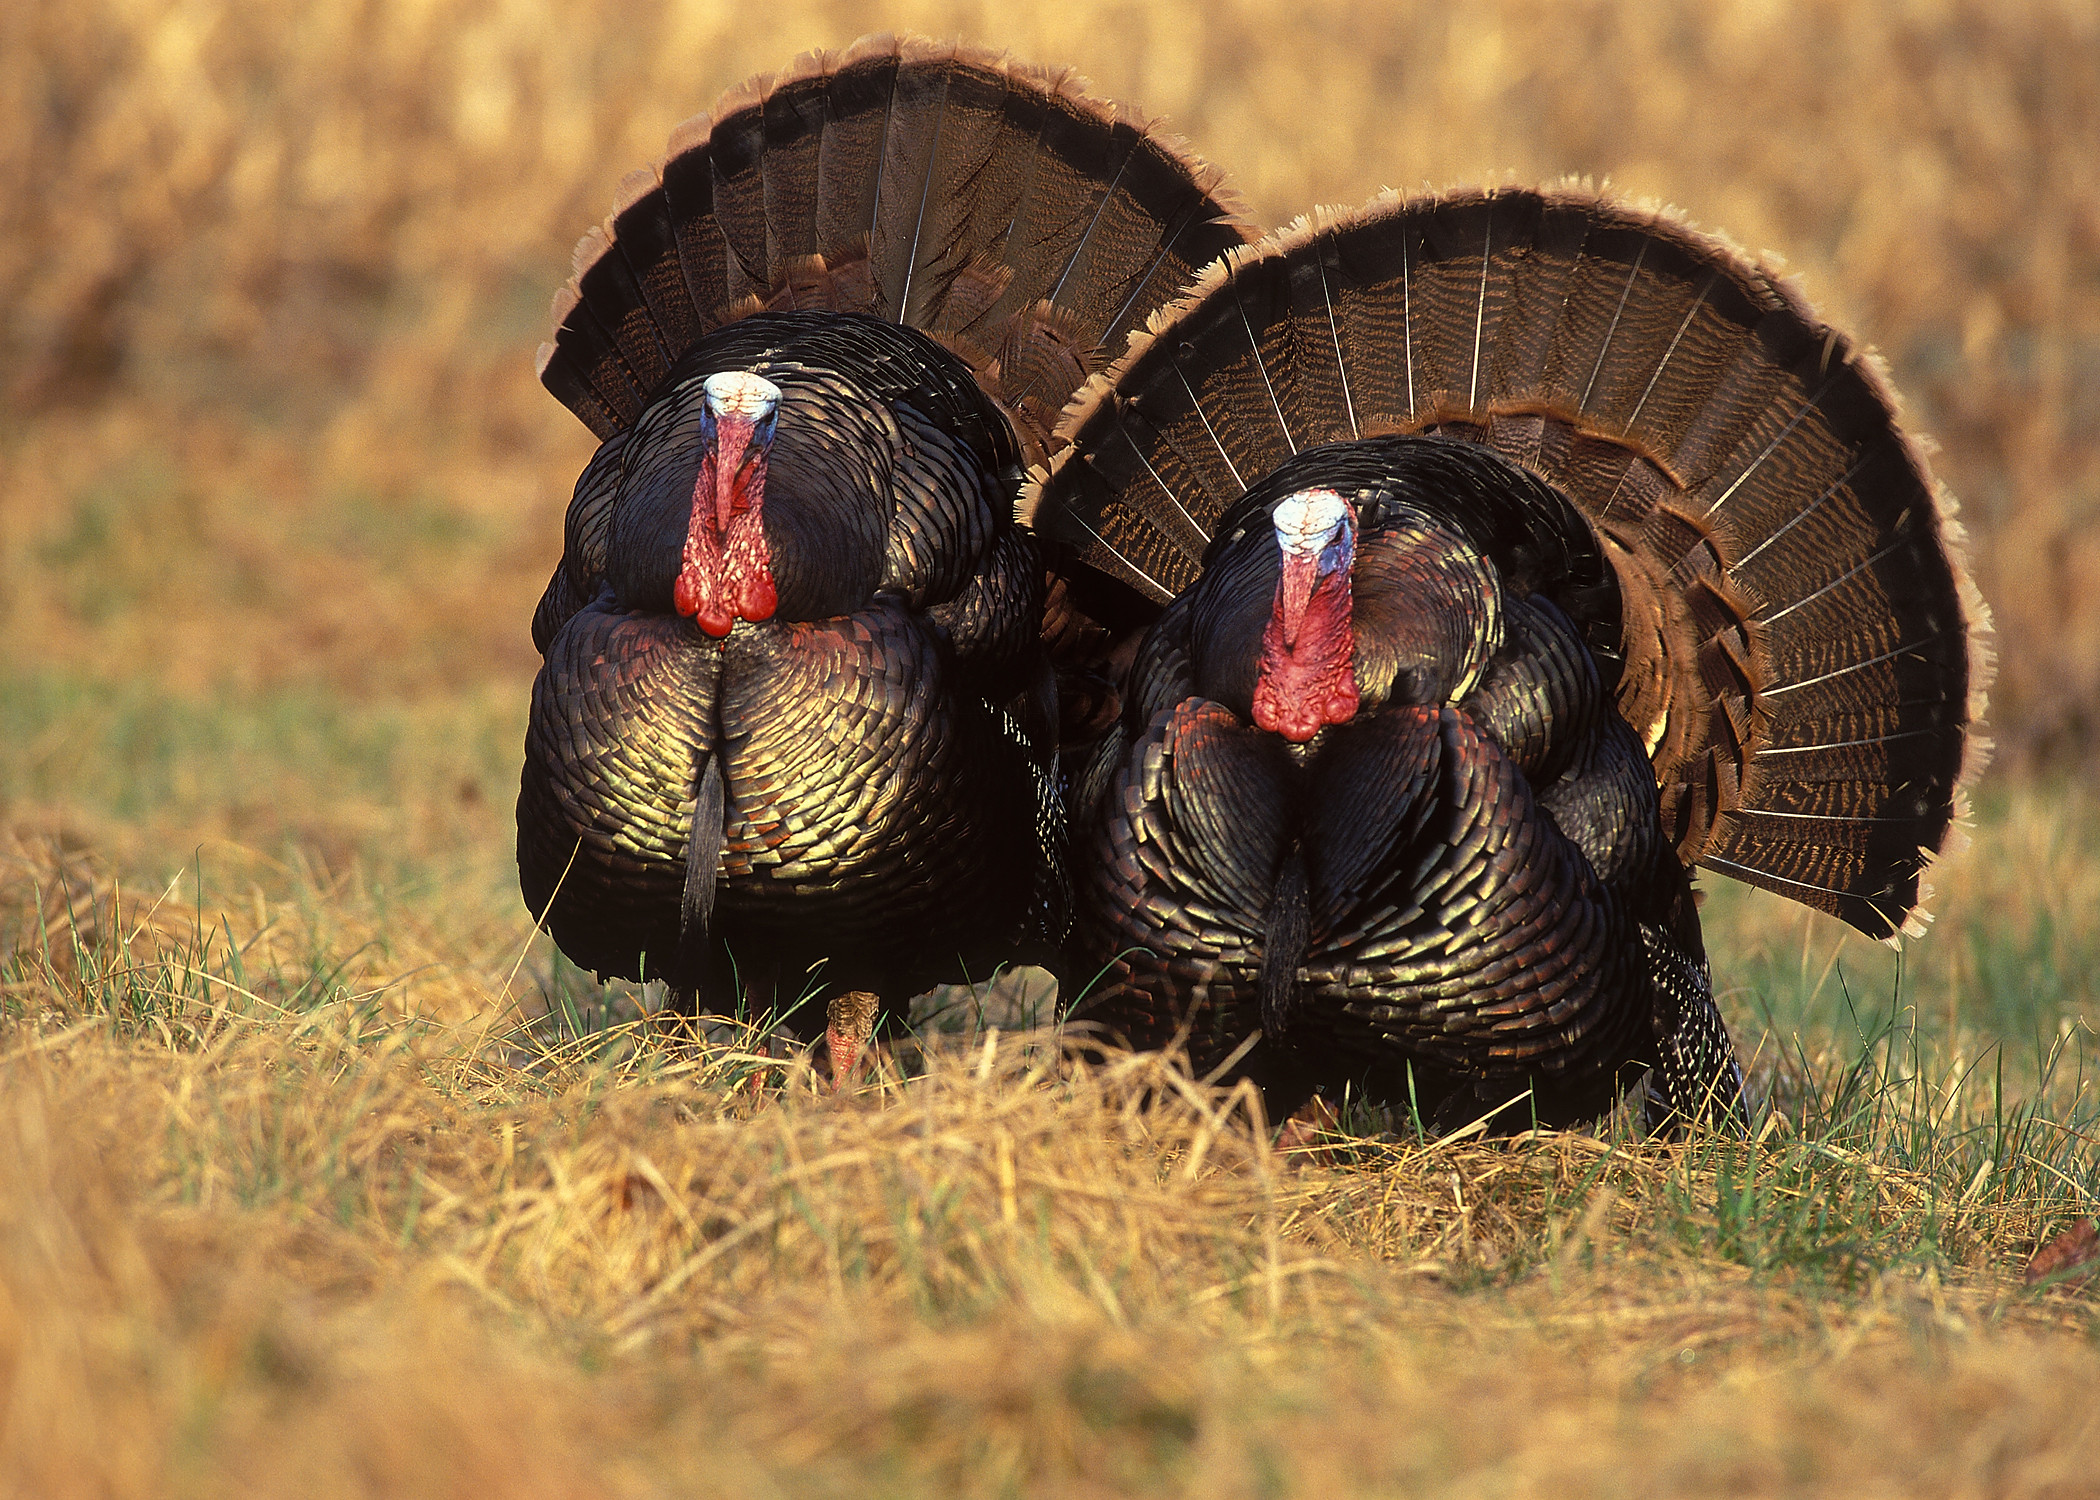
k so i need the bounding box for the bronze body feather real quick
[1031,187,1988,1129]
[517,37,1252,1030]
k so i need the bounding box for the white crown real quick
[1272,489,1351,557]
[701,370,782,418]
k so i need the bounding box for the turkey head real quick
[673,371,781,637]
[1247,489,1361,742]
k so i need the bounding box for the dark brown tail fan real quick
[1027,185,1991,940]
[535,34,1255,460]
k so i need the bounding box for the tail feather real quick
[1016,114,1248,378]
[702,77,777,303]
[868,41,959,324]
[754,71,826,287]
[1030,183,1988,939]
[657,119,737,335]
[1268,242,1352,451]
[1229,271,1301,459]
[1321,207,1418,430]
[1116,270,1299,541]
[538,281,648,437]
[603,169,706,360]
[576,223,676,399]
[807,43,896,259]
[537,36,1252,446]
[967,75,1135,345]
[1394,197,1507,413]
[883,51,1032,332]
[1087,148,1246,355]
[1478,201,1587,406]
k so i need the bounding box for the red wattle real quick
[1253,560,1358,743]
[676,571,735,637]
[734,568,777,622]
[675,413,776,636]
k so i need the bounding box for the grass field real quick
[5,0,2100,1493]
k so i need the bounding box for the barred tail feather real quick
[536,36,1253,450]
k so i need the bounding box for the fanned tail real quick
[535,35,1254,456]
[1029,184,1989,940]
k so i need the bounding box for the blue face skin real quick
[1316,525,1352,584]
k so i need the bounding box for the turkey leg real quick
[824,990,881,1093]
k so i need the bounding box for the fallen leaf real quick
[1275,1095,1344,1169]
[2024,1216,2099,1290]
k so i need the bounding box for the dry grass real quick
[7,0,2100,1492]
[5,818,2099,1495]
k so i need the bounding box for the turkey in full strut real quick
[1029,186,1989,1131]
[516,38,1253,1047]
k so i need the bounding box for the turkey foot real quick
[824,991,881,1093]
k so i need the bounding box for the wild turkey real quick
[1028,186,1989,1132]
[516,37,1252,1052]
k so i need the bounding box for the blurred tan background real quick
[3,0,2094,803]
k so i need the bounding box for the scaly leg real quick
[825,990,881,1093]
